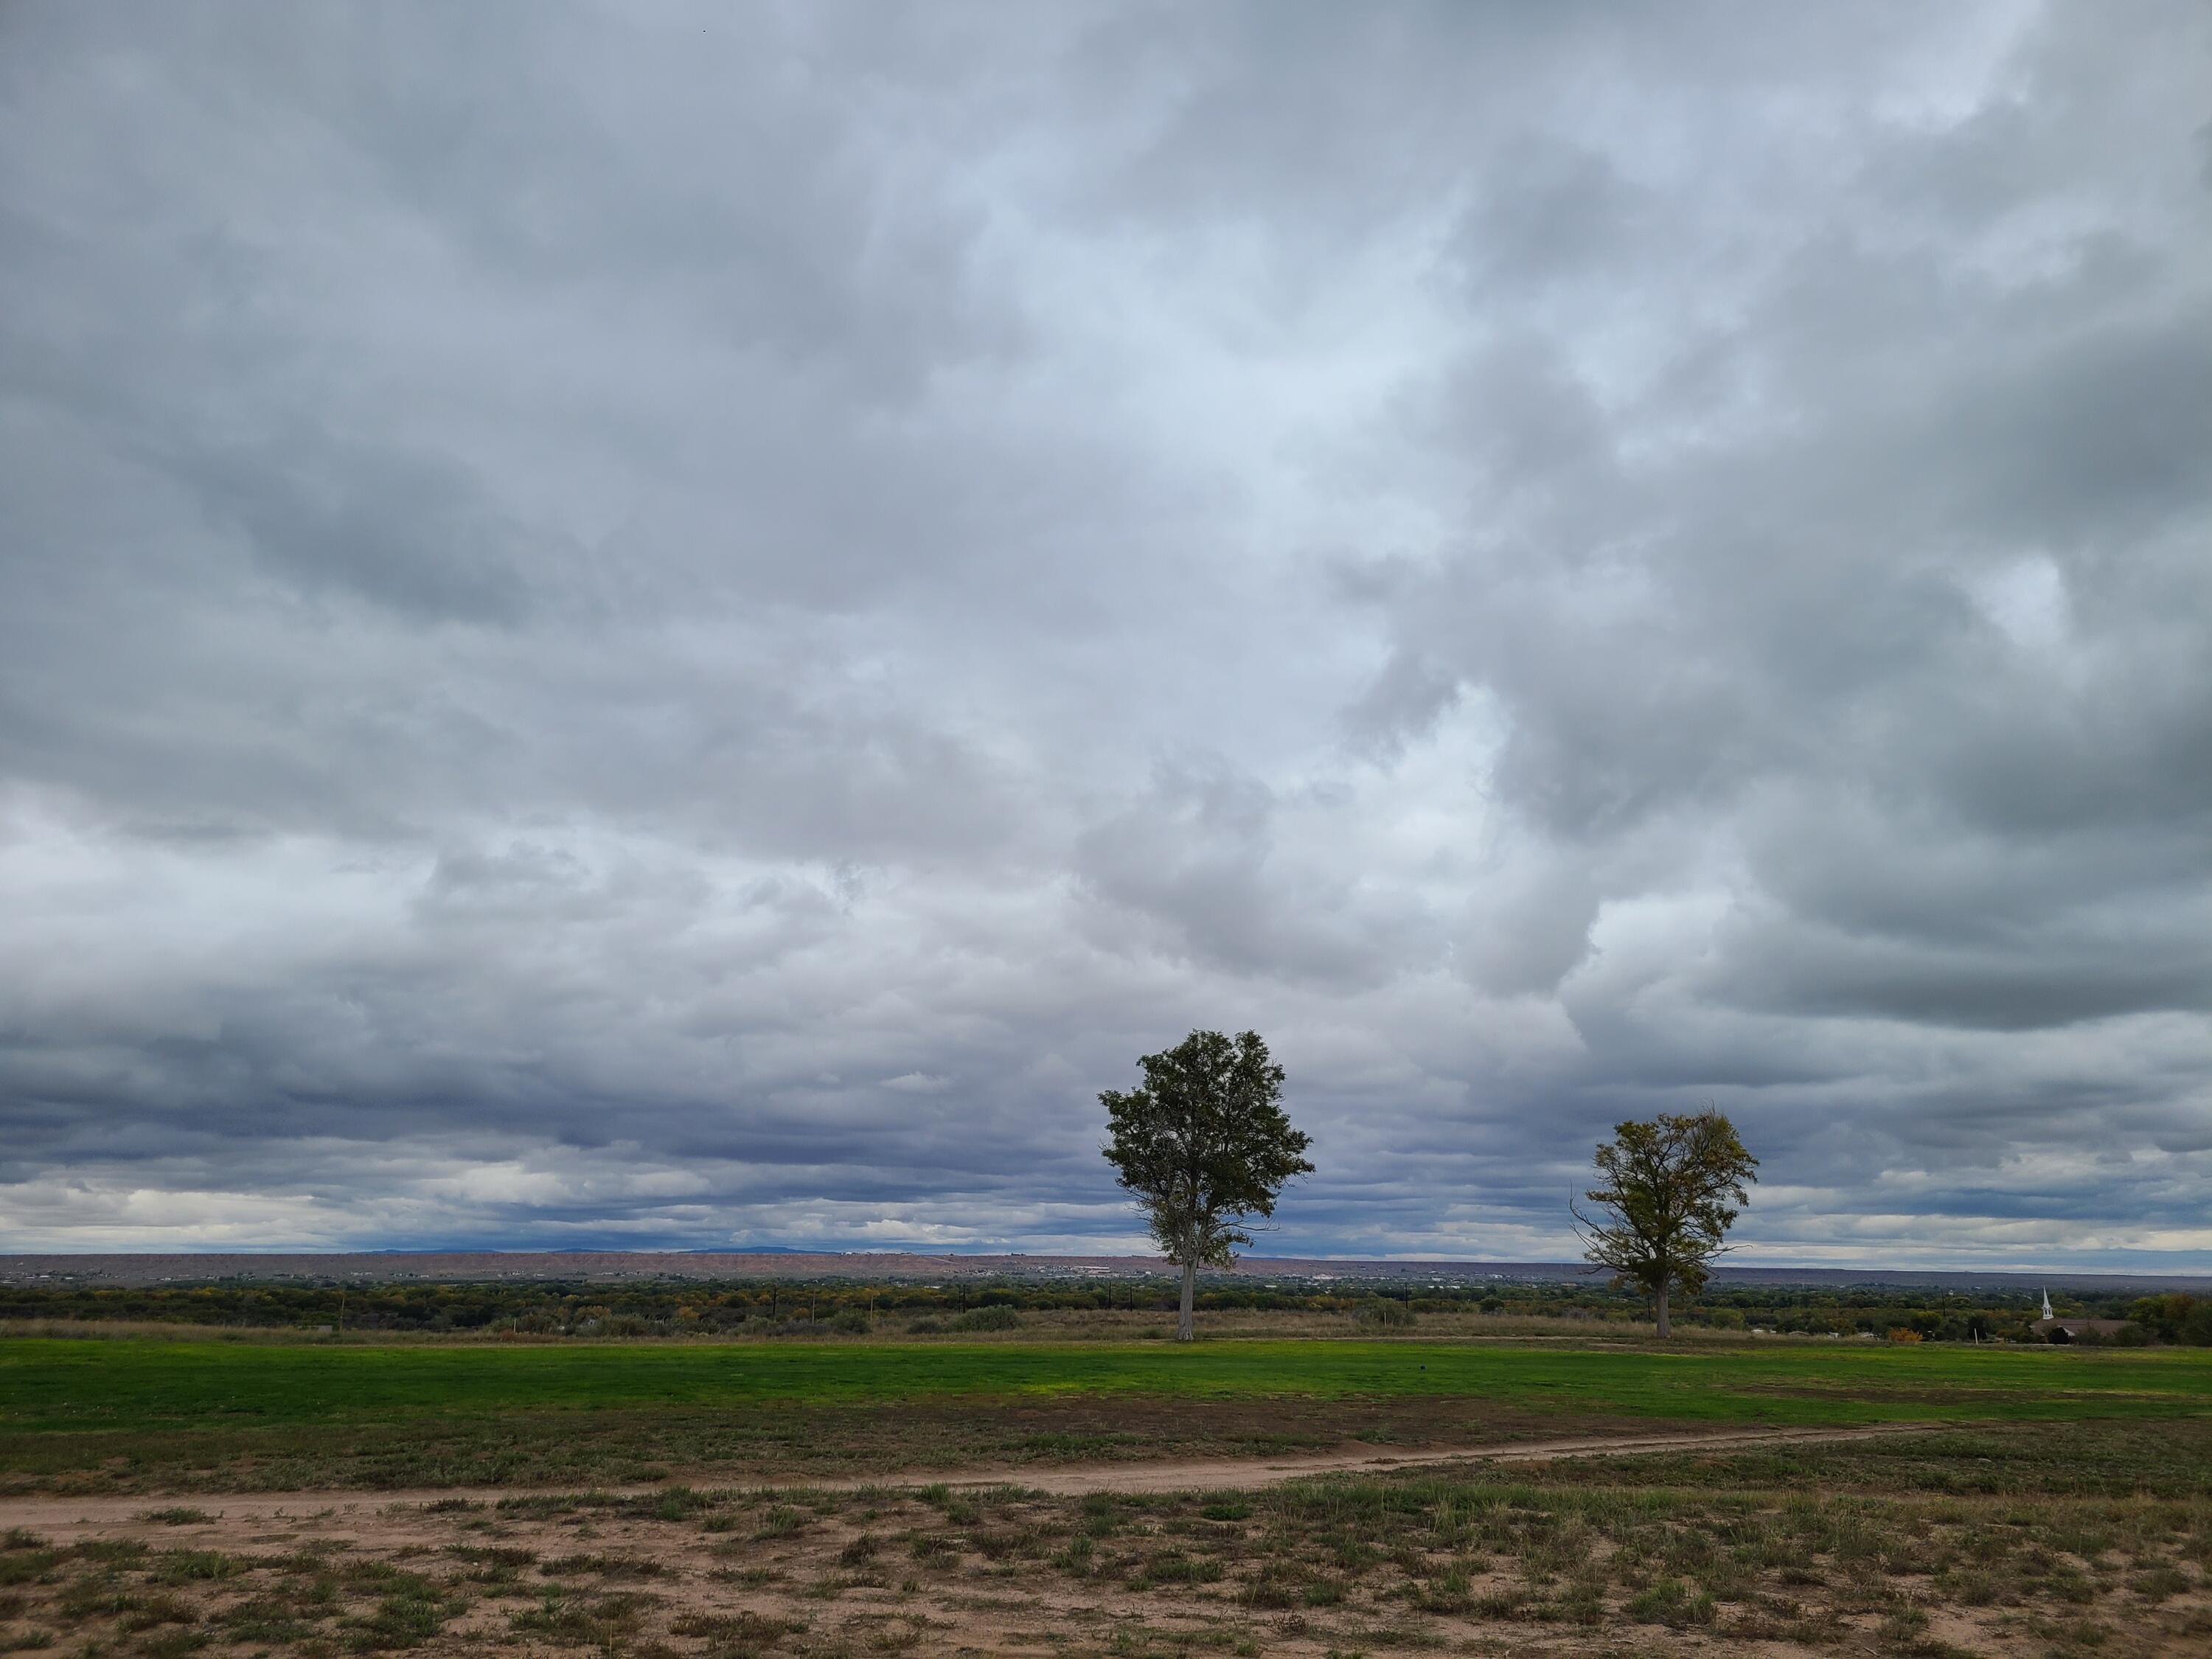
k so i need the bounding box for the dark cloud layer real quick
[2,2,2208,1265]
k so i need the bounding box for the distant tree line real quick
[6,1275,2195,1343]
[2118,1293,2212,1346]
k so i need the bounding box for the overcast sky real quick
[3,3,2208,1267]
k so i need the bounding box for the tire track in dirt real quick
[0,1422,1934,1532]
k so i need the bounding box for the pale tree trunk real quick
[1655,1284,1672,1340]
[1177,1257,1197,1342]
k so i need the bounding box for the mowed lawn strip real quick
[4,1337,2210,1436]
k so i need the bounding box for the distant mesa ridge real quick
[1,1251,2205,1292]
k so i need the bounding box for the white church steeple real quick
[2041,1287,2053,1321]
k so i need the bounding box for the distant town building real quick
[2032,1316,2132,1343]
[2034,1286,2132,1342]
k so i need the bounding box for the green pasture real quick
[5,1336,2209,1436]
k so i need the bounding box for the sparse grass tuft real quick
[136,1510,212,1528]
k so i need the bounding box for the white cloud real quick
[880,1074,953,1095]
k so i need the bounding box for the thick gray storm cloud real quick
[3,3,2208,1265]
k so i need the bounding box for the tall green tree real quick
[1101,1029,1312,1341]
[1572,1108,1757,1339]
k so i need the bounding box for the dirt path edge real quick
[0,1422,1934,1531]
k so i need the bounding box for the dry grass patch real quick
[4,1423,2212,1655]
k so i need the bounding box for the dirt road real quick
[0,1421,1926,1534]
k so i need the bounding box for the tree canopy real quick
[1573,1108,1757,1339]
[1100,1029,1312,1340]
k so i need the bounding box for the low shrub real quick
[949,1306,1022,1333]
[1355,1298,1416,1329]
[1626,1577,1715,1627]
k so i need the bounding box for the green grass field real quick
[3,1335,2209,1497]
[7,1335,2211,1430]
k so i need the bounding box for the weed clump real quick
[1626,1576,1715,1626]
[136,1510,212,1528]
[1354,1299,1417,1330]
[947,1306,1022,1333]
